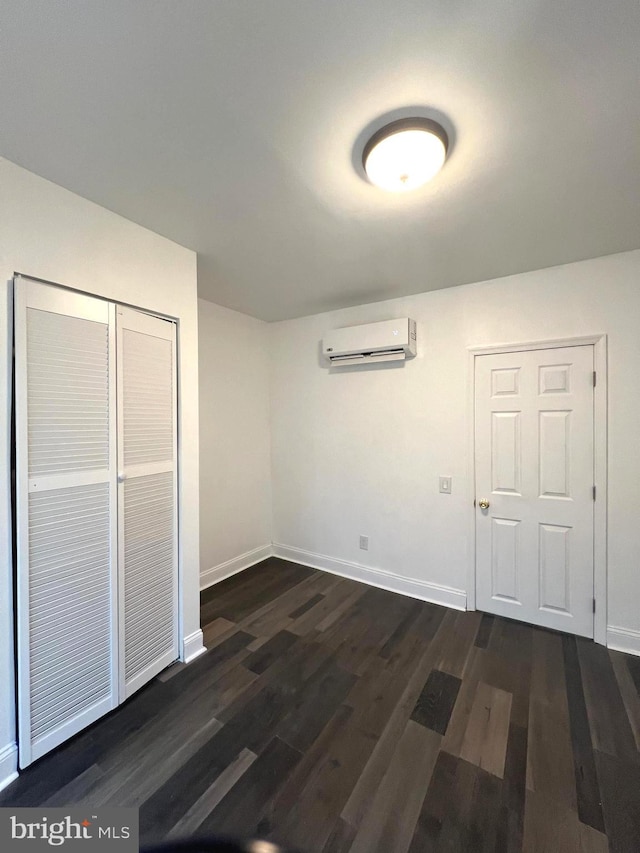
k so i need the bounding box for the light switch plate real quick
[439,476,452,494]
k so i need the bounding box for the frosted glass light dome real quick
[362,118,448,192]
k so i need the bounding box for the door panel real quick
[475,345,594,637]
[539,410,571,497]
[538,523,571,613]
[491,517,520,603]
[491,411,521,494]
[122,471,175,687]
[117,307,178,700]
[15,278,118,767]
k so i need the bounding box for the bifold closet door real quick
[15,278,118,768]
[116,306,178,700]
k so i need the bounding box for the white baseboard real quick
[607,625,640,657]
[200,544,273,591]
[183,629,207,664]
[272,544,467,611]
[0,742,18,793]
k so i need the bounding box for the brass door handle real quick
[478,499,490,509]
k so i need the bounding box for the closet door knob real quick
[117,472,127,483]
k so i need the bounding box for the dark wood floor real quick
[3,558,640,852]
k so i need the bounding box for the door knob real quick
[478,499,490,509]
[117,472,127,483]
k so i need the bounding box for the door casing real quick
[466,335,607,645]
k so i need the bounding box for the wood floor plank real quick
[196,660,259,717]
[341,595,412,675]
[610,648,640,751]
[526,697,577,811]
[217,635,333,725]
[433,754,480,851]
[278,722,376,851]
[138,718,253,839]
[157,661,188,681]
[293,582,365,635]
[246,635,271,652]
[407,749,459,852]
[289,592,325,619]
[240,572,328,636]
[378,599,424,659]
[459,681,512,778]
[42,763,104,806]
[202,616,237,648]
[481,623,532,730]
[562,635,606,833]
[340,606,450,829]
[435,610,483,679]
[100,717,224,809]
[199,561,292,620]
[244,629,298,675]
[202,561,316,624]
[333,590,419,677]
[626,655,640,697]
[474,613,495,649]
[499,721,528,853]
[467,764,504,852]
[199,558,305,608]
[322,818,357,853]
[265,704,358,851]
[595,749,640,853]
[274,643,429,853]
[441,644,484,758]
[277,657,356,753]
[382,602,447,674]
[319,589,374,654]
[410,668,461,735]
[348,721,440,853]
[170,629,255,694]
[530,628,568,709]
[578,637,640,763]
[523,788,609,853]
[198,737,302,842]
[168,748,258,838]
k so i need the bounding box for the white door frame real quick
[466,335,608,646]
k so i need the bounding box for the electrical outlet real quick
[439,476,452,494]
[359,535,369,550]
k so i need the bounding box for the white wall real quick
[198,300,272,587]
[269,249,640,645]
[0,157,201,788]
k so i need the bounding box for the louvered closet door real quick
[15,278,118,768]
[116,307,178,700]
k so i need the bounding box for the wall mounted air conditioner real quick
[322,318,417,367]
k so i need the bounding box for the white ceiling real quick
[1,1,639,321]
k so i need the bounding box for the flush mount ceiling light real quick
[362,117,449,192]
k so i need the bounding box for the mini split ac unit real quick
[322,318,417,367]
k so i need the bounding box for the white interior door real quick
[15,278,118,767]
[475,345,595,637]
[116,306,178,700]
